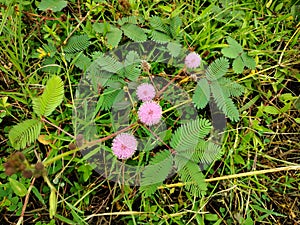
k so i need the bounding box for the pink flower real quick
[136,83,156,102]
[111,133,137,159]
[138,101,162,126]
[185,52,201,69]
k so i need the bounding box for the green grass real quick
[0,0,300,224]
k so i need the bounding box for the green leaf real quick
[169,16,182,38]
[170,118,211,152]
[140,150,173,196]
[121,24,147,42]
[206,57,229,81]
[149,16,169,34]
[239,95,260,112]
[197,141,222,165]
[167,42,182,57]
[262,105,281,115]
[32,75,64,117]
[106,27,122,48]
[93,22,108,34]
[63,35,90,54]
[221,37,243,58]
[205,213,219,221]
[9,178,27,197]
[9,119,42,150]
[241,52,256,70]
[117,16,138,26]
[232,56,244,74]
[193,78,210,109]
[211,82,240,121]
[294,118,300,123]
[38,0,67,12]
[55,214,78,225]
[32,186,45,205]
[49,188,57,219]
[150,30,171,43]
[176,160,207,196]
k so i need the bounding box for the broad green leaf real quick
[9,178,27,197]
[232,56,244,74]
[106,27,122,48]
[38,0,67,12]
[121,24,147,42]
[221,37,243,58]
[241,52,256,70]
[263,105,281,115]
[167,42,182,57]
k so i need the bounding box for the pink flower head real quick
[138,101,162,126]
[136,83,156,102]
[112,133,137,159]
[185,52,201,69]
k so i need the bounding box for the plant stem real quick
[16,178,36,225]
[41,117,75,139]
[43,123,138,166]
[158,165,300,189]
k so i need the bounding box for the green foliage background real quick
[0,0,299,224]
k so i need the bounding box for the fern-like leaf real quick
[149,16,170,34]
[169,16,182,39]
[72,53,92,71]
[9,119,42,150]
[206,57,229,81]
[150,30,171,43]
[176,160,207,197]
[32,76,64,117]
[100,88,122,111]
[211,81,239,121]
[193,78,211,109]
[170,118,211,152]
[117,16,138,26]
[95,55,123,74]
[63,35,90,54]
[218,77,245,97]
[140,150,173,196]
[118,51,141,81]
[196,140,222,165]
[121,24,147,42]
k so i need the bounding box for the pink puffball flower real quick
[185,52,201,69]
[136,83,156,102]
[111,133,138,159]
[138,101,162,126]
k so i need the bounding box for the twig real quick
[41,117,75,139]
[158,165,300,189]
[17,178,36,225]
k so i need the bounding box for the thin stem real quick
[41,117,75,139]
[278,26,300,65]
[158,165,300,189]
[17,178,36,225]
[43,123,138,166]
